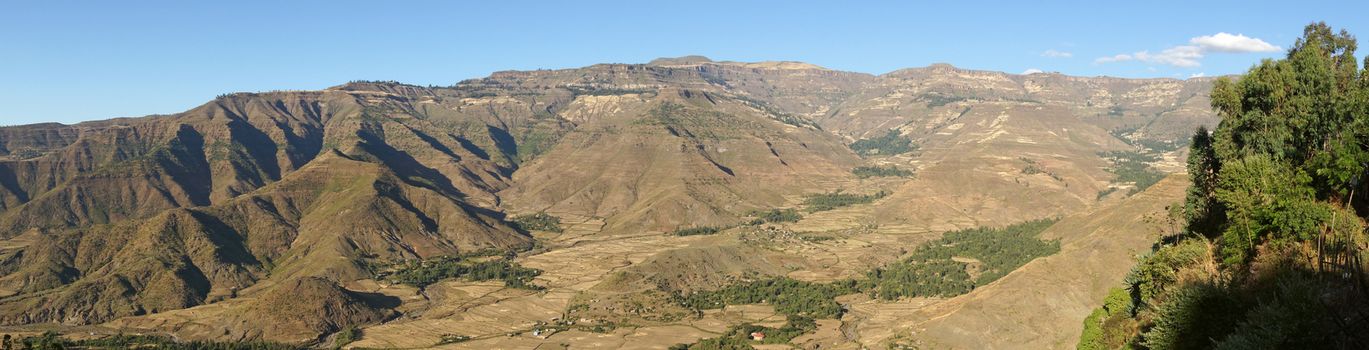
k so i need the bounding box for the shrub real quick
[868,219,1060,299]
[332,327,358,349]
[672,226,723,236]
[680,277,856,319]
[1099,150,1165,194]
[803,190,889,212]
[852,165,914,178]
[383,252,542,289]
[746,209,802,224]
[510,212,564,233]
[17,332,301,350]
[849,129,918,156]
[670,315,819,349]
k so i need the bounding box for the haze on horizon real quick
[0,0,1362,125]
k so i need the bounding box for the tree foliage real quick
[852,165,914,178]
[669,315,817,350]
[680,277,856,319]
[381,251,542,289]
[1187,21,1369,265]
[849,129,918,156]
[745,208,803,224]
[867,218,1059,299]
[802,190,889,212]
[509,212,563,233]
[1100,151,1167,194]
[673,219,1061,348]
[1084,22,1369,350]
[672,226,725,236]
[1078,288,1139,350]
[8,332,301,350]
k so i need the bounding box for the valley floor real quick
[0,175,1185,350]
[329,176,1186,349]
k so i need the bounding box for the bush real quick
[680,277,856,319]
[16,332,302,350]
[672,226,723,236]
[746,209,802,224]
[670,315,818,349]
[1139,283,1243,350]
[1086,23,1369,349]
[1099,151,1165,194]
[1126,239,1210,306]
[802,190,889,212]
[674,221,1061,347]
[852,165,914,178]
[435,334,472,345]
[868,259,975,299]
[332,327,358,349]
[922,93,967,108]
[1077,288,1136,350]
[868,219,1060,299]
[383,252,542,289]
[510,212,563,233]
[8,148,42,160]
[849,129,918,156]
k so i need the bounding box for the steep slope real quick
[863,101,1128,230]
[500,88,861,231]
[0,92,338,232]
[0,88,534,330]
[868,175,1188,349]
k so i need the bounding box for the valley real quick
[0,57,1215,349]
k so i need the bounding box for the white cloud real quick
[1190,33,1280,53]
[1022,68,1044,74]
[1095,54,1133,64]
[1041,49,1073,58]
[1134,45,1204,68]
[1189,72,1207,78]
[1096,46,1202,67]
[1096,32,1279,68]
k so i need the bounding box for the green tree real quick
[1183,126,1225,235]
[1196,21,1368,264]
[1082,22,1369,349]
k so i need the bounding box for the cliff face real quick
[0,57,1219,342]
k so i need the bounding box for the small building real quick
[750,331,765,341]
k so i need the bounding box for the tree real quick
[1195,22,1367,250]
[1083,23,1369,349]
[1184,126,1225,235]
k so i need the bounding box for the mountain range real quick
[0,56,1217,347]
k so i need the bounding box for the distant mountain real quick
[0,56,1218,343]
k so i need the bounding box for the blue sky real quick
[1,0,1363,125]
